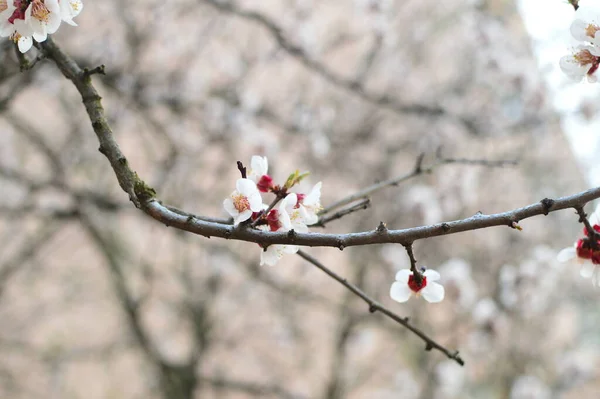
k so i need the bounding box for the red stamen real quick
[266,209,280,231]
[577,239,594,259]
[408,274,427,293]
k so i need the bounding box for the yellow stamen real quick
[31,0,50,23]
[233,194,250,212]
[574,49,597,66]
[585,23,600,39]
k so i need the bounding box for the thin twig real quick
[297,250,464,365]
[312,199,371,227]
[320,154,516,216]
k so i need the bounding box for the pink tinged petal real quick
[580,262,595,279]
[390,281,412,303]
[395,269,411,283]
[421,282,445,303]
[423,269,441,281]
[557,247,577,262]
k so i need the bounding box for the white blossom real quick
[25,0,62,43]
[560,45,600,82]
[223,178,263,225]
[390,268,445,303]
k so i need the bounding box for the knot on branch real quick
[540,198,555,215]
[376,221,388,233]
[133,175,156,203]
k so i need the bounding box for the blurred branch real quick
[199,375,305,399]
[320,152,517,215]
[0,223,60,299]
[297,250,464,365]
[200,0,478,133]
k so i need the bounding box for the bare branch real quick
[297,250,464,365]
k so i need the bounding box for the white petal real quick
[236,178,258,195]
[250,155,268,178]
[299,205,318,225]
[18,36,33,53]
[423,269,440,281]
[247,192,264,212]
[233,210,252,225]
[260,245,284,266]
[223,197,238,217]
[580,262,595,279]
[283,245,299,254]
[394,269,411,282]
[557,247,577,262]
[571,19,590,41]
[303,182,322,206]
[282,193,298,211]
[421,282,445,303]
[390,281,412,303]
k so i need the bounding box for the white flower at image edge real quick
[557,204,600,286]
[570,4,600,45]
[390,269,445,303]
[223,178,263,225]
[560,45,600,82]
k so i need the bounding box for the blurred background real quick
[0,0,598,398]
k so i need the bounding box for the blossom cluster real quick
[0,0,83,53]
[223,156,322,266]
[557,205,600,286]
[561,4,600,82]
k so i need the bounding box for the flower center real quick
[574,49,598,66]
[586,23,600,39]
[232,194,250,213]
[31,0,50,23]
[408,274,427,293]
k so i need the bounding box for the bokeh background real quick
[0,0,598,398]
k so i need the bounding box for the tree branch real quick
[39,37,600,250]
[297,250,464,365]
